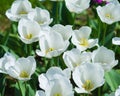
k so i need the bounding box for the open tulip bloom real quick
[28,7,53,26]
[36,30,69,58]
[96,3,120,24]
[6,56,36,81]
[63,48,91,71]
[92,46,118,71]
[6,0,33,22]
[18,18,41,44]
[71,26,98,51]
[72,62,105,94]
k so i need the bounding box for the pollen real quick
[19,71,29,78]
[45,48,54,54]
[26,34,32,39]
[82,80,94,91]
[54,93,62,96]
[105,13,113,19]
[80,38,89,47]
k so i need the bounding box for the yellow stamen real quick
[105,13,113,19]
[19,71,29,78]
[26,34,32,39]
[82,80,94,91]
[45,48,54,54]
[80,38,89,47]
[19,10,28,15]
[54,93,62,96]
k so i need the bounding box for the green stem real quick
[98,19,102,45]
[1,75,6,96]
[25,81,28,96]
[98,88,101,96]
[72,13,77,29]
[103,23,107,45]
[55,1,63,24]
[17,81,23,96]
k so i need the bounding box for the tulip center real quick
[18,9,28,15]
[82,80,94,91]
[105,13,113,19]
[19,71,29,78]
[80,38,89,47]
[45,48,54,54]
[54,93,62,96]
[26,34,33,39]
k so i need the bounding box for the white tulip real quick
[18,18,41,44]
[0,53,16,74]
[115,86,120,96]
[6,0,33,21]
[96,3,120,24]
[28,7,53,26]
[63,48,91,71]
[35,91,46,96]
[38,67,71,90]
[103,0,120,4]
[36,31,69,58]
[7,56,36,81]
[37,67,74,96]
[51,24,73,41]
[71,26,98,51]
[65,0,90,14]
[112,37,120,45]
[73,62,105,93]
[92,46,118,71]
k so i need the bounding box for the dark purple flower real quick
[93,0,103,4]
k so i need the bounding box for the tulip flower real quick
[0,53,16,74]
[96,3,120,24]
[36,31,69,58]
[36,67,73,96]
[7,56,36,81]
[71,26,98,51]
[51,24,73,41]
[28,7,53,26]
[6,0,33,21]
[73,62,105,93]
[18,18,41,44]
[112,37,120,45]
[63,48,91,71]
[65,0,90,14]
[92,46,118,71]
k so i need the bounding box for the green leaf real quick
[105,70,120,91]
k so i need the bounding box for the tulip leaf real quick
[105,69,120,91]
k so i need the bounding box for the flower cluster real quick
[0,0,120,96]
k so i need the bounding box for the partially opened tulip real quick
[63,48,91,71]
[36,67,74,96]
[0,53,16,74]
[92,46,118,71]
[96,3,120,24]
[28,7,53,26]
[18,18,41,44]
[6,0,33,21]
[71,26,98,51]
[7,56,36,81]
[36,31,69,58]
[51,24,73,41]
[112,37,120,45]
[38,67,71,90]
[65,0,90,14]
[73,62,105,94]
